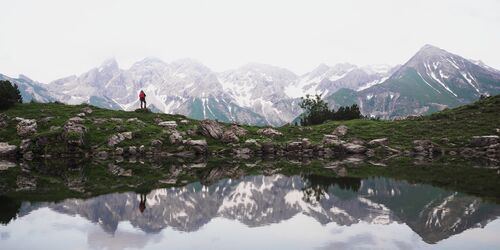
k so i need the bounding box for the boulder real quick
[368,138,389,146]
[139,145,146,153]
[198,120,224,139]
[0,142,17,156]
[333,125,348,137]
[322,134,342,146]
[222,130,239,143]
[16,119,37,137]
[63,120,88,146]
[413,140,442,156]
[257,128,283,137]
[229,125,248,137]
[186,139,208,147]
[302,138,312,148]
[158,121,178,130]
[81,107,93,114]
[128,146,137,155]
[342,143,367,154]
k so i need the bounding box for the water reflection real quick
[1,175,499,249]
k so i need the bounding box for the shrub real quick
[299,94,362,126]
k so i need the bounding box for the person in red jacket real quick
[139,90,146,109]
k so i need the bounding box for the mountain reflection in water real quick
[1,175,500,250]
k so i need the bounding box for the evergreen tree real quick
[0,80,23,110]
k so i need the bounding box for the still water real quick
[1,175,499,250]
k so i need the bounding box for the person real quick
[139,90,146,109]
[139,193,147,213]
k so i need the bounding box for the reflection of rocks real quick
[0,160,16,170]
[0,142,17,157]
[16,175,36,191]
[16,118,37,137]
[15,175,499,244]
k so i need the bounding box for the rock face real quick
[198,120,224,140]
[108,132,133,147]
[0,142,17,157]
[257,128,283,137]
[16,119,37,137]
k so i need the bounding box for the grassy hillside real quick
[1,94,499,153]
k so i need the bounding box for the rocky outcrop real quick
[222,130,239,143]
[198,120,224,140]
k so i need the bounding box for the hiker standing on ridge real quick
[139,90,147,109]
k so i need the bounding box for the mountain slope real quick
[329,45,500,118]
[0,74,55,103]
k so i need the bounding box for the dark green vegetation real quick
[0,80,23,110]
[298,94,362,126]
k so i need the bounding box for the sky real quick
[1,0,499,83]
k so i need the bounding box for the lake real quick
[1,170,500,250]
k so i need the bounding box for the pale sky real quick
[1,0,499,83]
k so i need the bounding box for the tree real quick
[299,94,362,126]
[0,80,23,110]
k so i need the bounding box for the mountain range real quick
[2,44,499,126]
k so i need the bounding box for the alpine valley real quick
[2,44,499,126]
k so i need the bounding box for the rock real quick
[471,135,499,147]
[68,116,85,123]
[257,128,283,137]
[96,151,109,159]
[128,146,137,155]
[154,117,163,124]
[110,118,123,123]
[351,139,365,145]
[16,119,37,137]
[222,130,239,143]
[93,118,107,124]
[413,140,442,156]
[180,119,189,124]
[169,131,183,144]
[322,134,342,146]
[287,141,302,151]
[229,125,248,137]
[76,113,86,117]
[115,147,124,155]
[0,113,8,128]
[108,132,133,147]
[0,142,17,156]
[139,145,146,153]
[186,139,207,147]
[261,142,275,154]
[342,143,367,154]
[302,138,311,148]
[158,121,178,130]
[127,118,146,125]
[0,160,16,171]
[233,147,252,156]
[63,120,88,146]
[81,107,93,114]
[151,139,163,148]
[333,125,348,137]
[368,138,388,146]
[20,139,31,153]
[198,120,224,139]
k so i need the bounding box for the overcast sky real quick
[1,0,499,82]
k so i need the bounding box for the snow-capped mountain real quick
[2,44,499,124]
[17,175,500,243]
[327,44,500,119]
[285,63,396,98]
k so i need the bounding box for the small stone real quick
[333,125,348,137]
[76,113,86,117]
[139,145,145,153]
[128,146,137,155]
[368,138,388,146]
[81,107,93,114]
[115,147,124,155]
[158,121,178,129]
[180,119,189,124]
[68,117,85,123]
[151,139,163,148]
[127,118,146,125]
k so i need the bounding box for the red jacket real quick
[139,91,146,98]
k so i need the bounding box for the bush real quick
[0,80,23,110]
